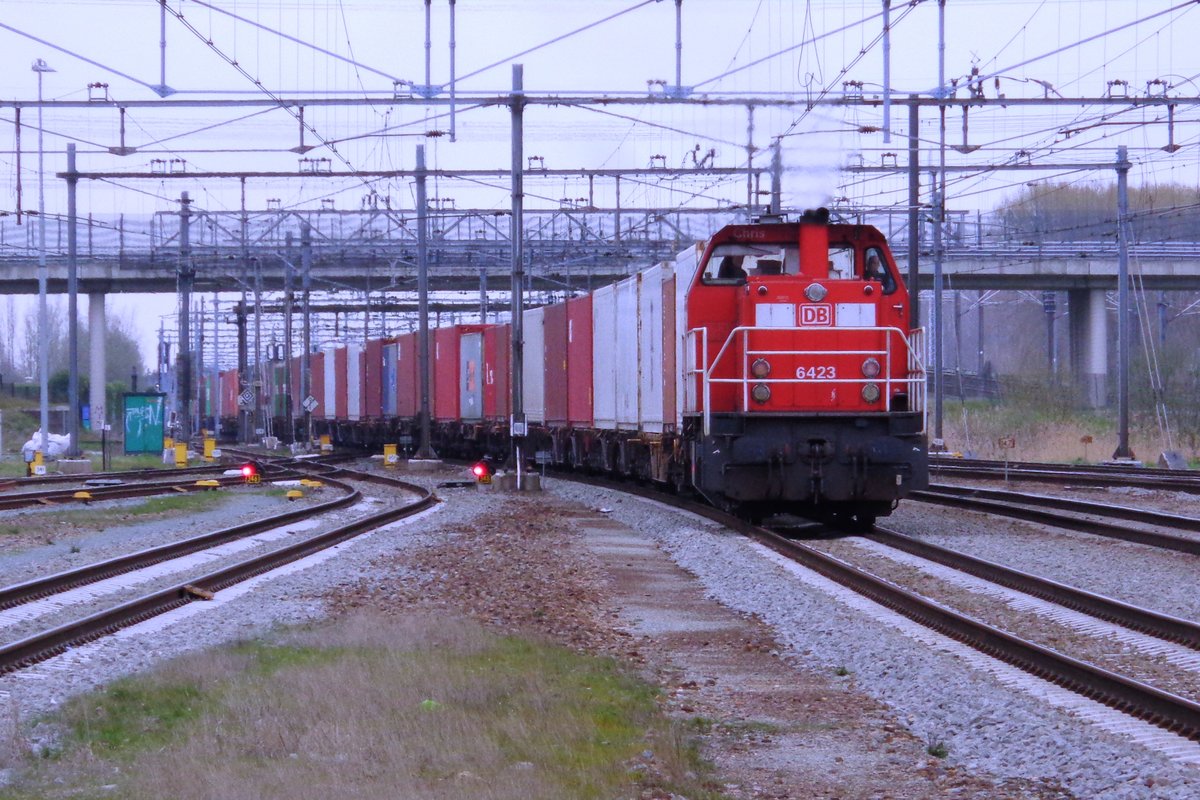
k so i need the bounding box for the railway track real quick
[930,457,1200,494]
[0,472,359,611]
[0,462,233,489]
[0,459,437,674]
[559,472,1200,744]
[0,470,294,511]
[915,484,1200,555]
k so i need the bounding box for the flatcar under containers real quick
[685,209,927,527]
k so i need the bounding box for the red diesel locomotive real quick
[214,209,928,529]
[682,209,927,527]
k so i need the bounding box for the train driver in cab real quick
[864,253,884,281]
[716,254,747,280]
[863,247,897,293]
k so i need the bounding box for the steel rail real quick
[749,524,1200,742]
[931,457,1200,487]
[0,474,360,611]
[927,483,1200,533]
[0,470,304,511]
[0,478,436,674]
[929,463,1200,494]
[869,528,1200,650]
[5,462,231,487]
[550,472,1200,742]
[913,488,1200,555]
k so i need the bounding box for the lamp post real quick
[32,58,54,459]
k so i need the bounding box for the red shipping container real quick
[543,302,569,426]
[483,324,511,421]
[310,352,326,419]
[396,332,420,418]
[433,325,487,421]
[220,369,239,420]
[434,327,458,421]
[566,295,593,427]
[334,348,349,420]
[364,339,383,418]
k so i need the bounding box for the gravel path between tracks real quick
[0,464,1197,798]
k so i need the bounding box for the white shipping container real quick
[674,243,703,422]
[638,264,666,433]
[346,343,362,421]
[591,284,617,430]
[615,274,641,430]
[321,346,337,420]
[522,306,546,424]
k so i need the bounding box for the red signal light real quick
[471,459,494,483]
[240,462,262,484]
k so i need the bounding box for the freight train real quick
[210,210,928,529]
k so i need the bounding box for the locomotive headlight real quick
[751,383,772,404]
[750,358,771,378]
[861,383,881,403]
[804,283,828,302]
[861,357,881,378]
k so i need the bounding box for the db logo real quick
[799,304,832,326]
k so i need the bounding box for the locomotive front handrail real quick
[686,325,927,436]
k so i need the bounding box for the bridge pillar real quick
[88,293,107,430]
[1068,288,1108,407]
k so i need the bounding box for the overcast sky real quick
[1,0,1197,367]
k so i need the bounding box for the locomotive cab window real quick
[827,246,855,280]
[863,246,898,295]
[702,244,798,284]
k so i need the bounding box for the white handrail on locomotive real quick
[685,325,928,437]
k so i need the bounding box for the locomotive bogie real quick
[689,412,926,515]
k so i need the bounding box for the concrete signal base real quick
[58,459,94,475]
[488,473,541,492]
[406,458,443,472]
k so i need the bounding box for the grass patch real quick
[0,612,725,800]
[925,737,949,759]
[942,396,1168,464]
[120,492,227,517]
